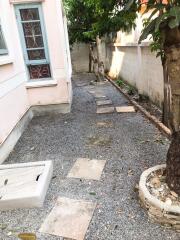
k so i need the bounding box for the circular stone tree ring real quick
[139,164,180,232]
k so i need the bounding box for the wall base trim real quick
[0,109,33,164]
[32,103,71,116]
[0,103,71,164]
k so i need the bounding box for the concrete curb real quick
[105,75,172,140]
[139,164,180,231]
[0,161,53,210]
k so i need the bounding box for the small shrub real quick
[116,79,125,88]
[127,86,136,96]
[139,94,149,102]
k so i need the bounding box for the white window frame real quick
[0,21,8,55]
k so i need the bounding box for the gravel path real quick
[0,73,179,240]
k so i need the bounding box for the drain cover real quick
[0,161,53,210]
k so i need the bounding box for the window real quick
[0,23,8,55]
[15,4,51,80]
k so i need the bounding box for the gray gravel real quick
[0,73,179,240]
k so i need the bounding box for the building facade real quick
[0,0,72,163]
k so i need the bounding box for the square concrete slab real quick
[94,93,107,98]
[116,106,136,113]
[88,90,96,94]
[67,158,106,180]
[96,107,115,114]
[96,100,112,106]
[95,96,109,101]
[0,161,53,210]
[40,197,96,240]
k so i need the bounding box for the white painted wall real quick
[108,45,164,107]
[108,11,164,107]
[71,43,90,73]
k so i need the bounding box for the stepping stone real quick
[0,161,53,210]
[76,82,87,87]
[40,197,96,240]
[96,99,112,106]
[88,90,96,94]
[116,106,136,113]
[96,121,113,128]
[94,93,107,98]
[95,96,109,101]
[67,158,106,180]
[97,106,115,114]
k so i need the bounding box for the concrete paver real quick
[67,158,106,180]
[40,197,96,240]
[116,106,136,113]
[96,106,115,114]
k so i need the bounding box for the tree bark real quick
[166,131,180,194]
[96,35,103,65]
[164,35,180,193]
[162,61,171,128]
[96,35,105,81]
[164,44,180,132]
[89,44,93,73]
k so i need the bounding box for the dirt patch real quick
[87,136,112,147]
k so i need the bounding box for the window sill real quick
[26,79,58,89]
[10,0,44,4]
[0,56,13,66]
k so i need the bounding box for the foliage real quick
[116,79,136,95]
[64,0,137,44]
[64,0,180,58]
[63,0,96,44]
[127,85,136,95]
[138,1,180,43]
[136,0,180,62]
[116,79,125,88]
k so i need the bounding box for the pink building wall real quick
[0,0,72,147]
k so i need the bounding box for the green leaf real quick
[139,18,156,43]
[89,192,96,196]
[147,8,159,22]
[156,52,162,58]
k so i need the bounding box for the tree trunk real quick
[166,131,180,194]
[162,61,171,128]
[89,51,92,73]
[164,44,180,132]
[89,44,93,73]
[96,35,103,64]
[165,38,180,193]
[96,35,105,81]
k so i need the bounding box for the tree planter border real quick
[105,75,172,140]
[139,164,180,231]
